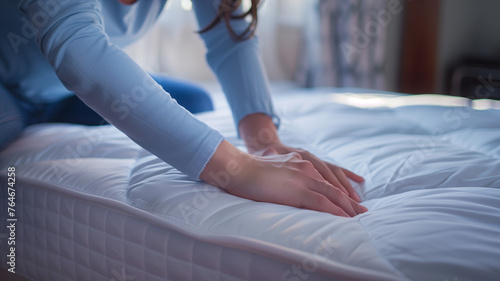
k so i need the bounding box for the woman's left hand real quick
[249,143,364,202]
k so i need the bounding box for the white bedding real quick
[1,88,499,281]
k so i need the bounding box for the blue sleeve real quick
[192,0,280,132]
[18,0,224,181]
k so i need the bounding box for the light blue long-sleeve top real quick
[0,0,278,180]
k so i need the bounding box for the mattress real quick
[1,87,499,281]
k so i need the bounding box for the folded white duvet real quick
[1,88,499,281]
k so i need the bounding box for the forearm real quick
[193,0,279,134]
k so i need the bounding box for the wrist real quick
[199,140,253,192]
[239,113,281,153]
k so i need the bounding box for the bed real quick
[1,87,499,281]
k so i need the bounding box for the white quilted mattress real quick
[1,88,500,281]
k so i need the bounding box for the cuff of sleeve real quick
[189,130,225,181]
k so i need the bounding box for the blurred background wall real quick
[437,0,500,93]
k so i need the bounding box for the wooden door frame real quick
[398,0,441,94]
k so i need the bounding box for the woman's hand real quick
[239,113,365,203]
[250,144,364,202]
[200,141,368,217]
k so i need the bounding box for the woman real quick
[0,0,367,217]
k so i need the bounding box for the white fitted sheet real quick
[1,88,499,281]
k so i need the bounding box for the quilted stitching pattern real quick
[1,182,336,281]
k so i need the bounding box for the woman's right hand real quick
[200,141,367,217]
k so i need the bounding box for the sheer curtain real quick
[295,0,389,89]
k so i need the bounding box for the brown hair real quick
[199,0,260,41]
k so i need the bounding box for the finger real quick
[289,160,325,182]
[297,152,351,195]
[342,168,364,183]
[330,165,361,202]
[325,163,362,202]
[299,189,350,217]
[308,180,361,216]
[315,180,367,215]
[348,195,368,214]
[316,161,350,195]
